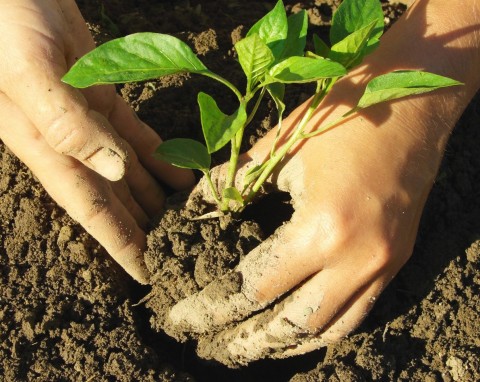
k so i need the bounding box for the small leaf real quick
[198,93,247,153]
[222,187,244,204]
[350,70,462,114]
[62,33,208,88]
[154,139,210,171]
[328,20,377,69]
[313,34,330,58]
[330,0,384,46]
[247,0,288,59]
[268,56,346,84]
[235,34,274,92]
[278,10,308,61]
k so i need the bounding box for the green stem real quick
[203,170,222,206]
[300,114,347,139]
[202,71,243,101]
[221,87,264,211]
[221,100,248,211]
[245,87,266,126]
[220,135,241,211]
[243,77,340,206]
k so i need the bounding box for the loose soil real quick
[1,1,479,381]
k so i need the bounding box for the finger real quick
[0,93,149,283]
[110,179,149,229]
[47,85,165,221]
[122,142,166,218]
[108,95,195,191]
[167,214,325,334]
[277,280,386,359]
[0,5,128,181]
[194,270,385,366]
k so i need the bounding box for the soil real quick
[1,1,479,381]
[144,192,265,339]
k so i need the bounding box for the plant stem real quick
[245,88,266,126]
[221,99,249,210]
[221,135,241,210]
[202,71,243,101]
[243,77,342,205]
[203,170,222,205]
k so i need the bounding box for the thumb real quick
[0,17,128,181]
[2,68,129,181]
[185,154,260,209]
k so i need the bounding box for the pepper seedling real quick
[63,0,461,213]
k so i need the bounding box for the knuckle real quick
[313,205,352,253]
[369,239,396,272]
[44,110,90,156]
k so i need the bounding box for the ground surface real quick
[0,1,479,381]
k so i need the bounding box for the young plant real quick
[63,0,461,214]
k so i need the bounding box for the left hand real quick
[0,0,194,283]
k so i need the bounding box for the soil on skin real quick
[144,192,264,341]
[1,1,479,381]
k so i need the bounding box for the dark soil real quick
[1,1,479,381]
[144,192,265,340]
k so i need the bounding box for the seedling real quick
[63,0,461,213]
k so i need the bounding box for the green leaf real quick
[198,92,247,153]
[350,70,463,113]
[222,187,244,204]
[278,10,308,60]
[313,34,330,58]
[154,138,210,171]
[328,20,377,69]
[268,56,346,84]
[62,32,208,88]
[247,0,288,59]
[330,0,384,46]
[235,34,274,92]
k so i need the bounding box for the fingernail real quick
[88,148,126,181]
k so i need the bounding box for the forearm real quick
[380,0,480,113]
[299,0,480,182]
[371,0,480,175]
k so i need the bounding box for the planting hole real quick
[241,191,293,237]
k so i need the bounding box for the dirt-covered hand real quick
[0,1,194,283]
[167,0,480,366]
[168,98,438,366]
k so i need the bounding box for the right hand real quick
[0,0,194,283]
[167,0,480,364]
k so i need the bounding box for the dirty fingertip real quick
[167,271,259,335]
[132,264,150,285]
[195,321,258,367]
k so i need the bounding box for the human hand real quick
[0,1,194,283]
[167,0,480,365]
[167,94,438,365]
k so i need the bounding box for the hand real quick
[0,1,194,283]
[167,91,438,366]
[167,0,480,365]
